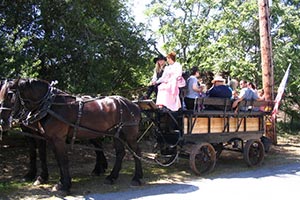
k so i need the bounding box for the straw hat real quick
[211,75,225,83]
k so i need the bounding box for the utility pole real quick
[258,0,276,144]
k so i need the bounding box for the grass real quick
[0,181,31,195]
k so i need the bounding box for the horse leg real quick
[126,134,143,186]
[23,137,37,182]
[104,138,125,185]
[51,139,71,193]
[33,139,49,185]
[89,138,108,176]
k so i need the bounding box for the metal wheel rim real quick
[243,139,265,167]
[189,143,216,176]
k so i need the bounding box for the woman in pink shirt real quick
[154,51,182,111]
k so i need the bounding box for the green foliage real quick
[1,0,299,121]
[0,0,153,97]
[146,0,300,123]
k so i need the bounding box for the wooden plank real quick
[229,118,244,132]
[210,118,225,133]
[184,116,261,134]
[183,131,264,144]
[184,117,208,134]
[246,118,260,131]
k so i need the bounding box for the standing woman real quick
[145,54,167,99]
[155,51,182,111]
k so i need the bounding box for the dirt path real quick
[1,134,300,199]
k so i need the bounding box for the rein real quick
[10,129,106,153]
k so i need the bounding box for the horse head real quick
[0,79,17,131]
[16,78,51,111]
[0,78,52,132]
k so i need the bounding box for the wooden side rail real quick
[183,97,275,135]
[185,97,274,116]
[235,99,274,114]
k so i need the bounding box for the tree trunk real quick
[258,0,276,144]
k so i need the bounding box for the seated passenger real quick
[184,66,204,110]
[205,75,232,110]
[232,80,263,111]
[228,79,239,100]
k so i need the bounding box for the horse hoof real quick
[51,183,70,195]
[22,174,36,182]
[91,169,105,176]
[131,179,143,187]
[33,176,47,186]
[104,178,115,185]
[52,189,70,197]
[52,183,61,192]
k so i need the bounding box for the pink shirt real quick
[156,62,182,111]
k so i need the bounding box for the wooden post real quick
[258,0,276,144]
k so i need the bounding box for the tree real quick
[0,0,154,97]
[146,0,300,123]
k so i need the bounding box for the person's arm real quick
[253,91,264,101]
[192,82,203,93]
[232,96,244,109]
[150,68,158,84]
[155,67,167,84]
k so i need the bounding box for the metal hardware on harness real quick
[114,108,123,138]
[71,100,84,149]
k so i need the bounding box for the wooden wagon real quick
[135,97,274,175]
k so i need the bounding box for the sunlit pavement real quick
[67,162,300,200]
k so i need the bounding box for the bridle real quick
[0,80,56,130]
[0,89,21,130]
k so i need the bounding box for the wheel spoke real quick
[189,143,216,175]
[243,139,265,167]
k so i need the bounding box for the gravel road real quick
[64,161,300,200]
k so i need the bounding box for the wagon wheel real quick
[243,139,265,167]
[153,143,179,167]
[189,143,216,175]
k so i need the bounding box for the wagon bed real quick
[134,97,274,175]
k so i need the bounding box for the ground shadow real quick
[84,183,199,200]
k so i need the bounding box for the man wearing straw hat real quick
[206,75,232,99]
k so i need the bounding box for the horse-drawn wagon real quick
[0,78,275,193]
[134,97,274,175]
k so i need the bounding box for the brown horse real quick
[0,80,107,185]
[0,78,142,193]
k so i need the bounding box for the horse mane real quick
[18,78,49,89]
[17,78,50,99]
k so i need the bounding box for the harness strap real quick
[46,109,138,138]
[71,100,84,149]
[114,108,123,138]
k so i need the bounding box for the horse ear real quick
[12,77,21,89]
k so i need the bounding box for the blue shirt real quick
[186,76,201,99]
[206,85,232,98]
[239,88,258,100]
